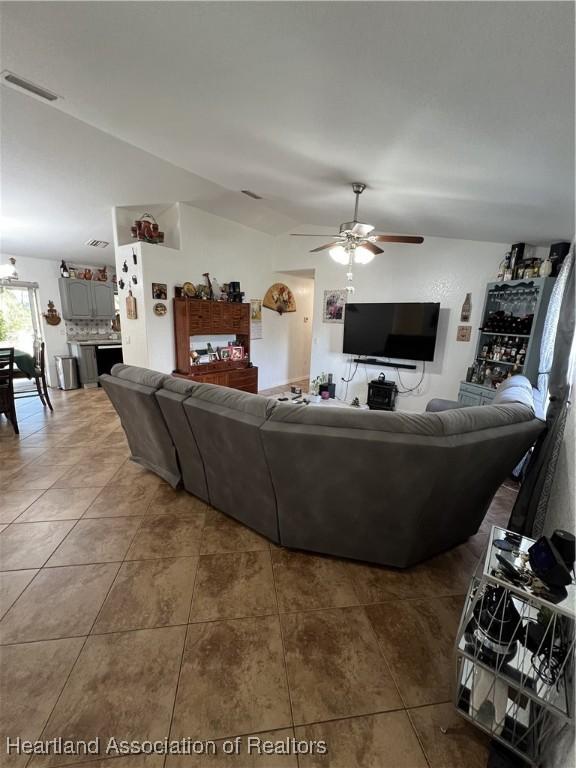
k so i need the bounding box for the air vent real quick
[85,239,110,249]
[241,190,263,200]
[2,71,59,102]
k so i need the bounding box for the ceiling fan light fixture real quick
[353,246,375,264]
[329,245,349,264]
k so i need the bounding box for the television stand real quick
[353,357,417,371]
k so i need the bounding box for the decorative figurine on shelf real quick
[351,397,361,408]
[539,256,553,277]
[43,300,62,326]
[202,272,214,301]
[96,267,108,282]
[130,213,165,244]
[83,268,93,281]
[60,260,70,278]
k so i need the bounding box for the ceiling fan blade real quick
[360,241,384,255]
[372,235,424,244]
[290,233,339,237]
[310,242,338,253]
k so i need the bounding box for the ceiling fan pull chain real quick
[346,249,355,294]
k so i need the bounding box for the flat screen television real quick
[343,302,440,361]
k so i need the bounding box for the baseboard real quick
[266,375,310,390]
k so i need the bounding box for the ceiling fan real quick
[291,183,424,266]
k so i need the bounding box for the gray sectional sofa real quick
[100,365,545,567]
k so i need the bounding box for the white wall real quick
[115,204,314,389]
[272,234,507,411]
[0,253,68,385]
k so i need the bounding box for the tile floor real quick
[0,387,517,767]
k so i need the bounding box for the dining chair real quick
[13,339,53,411]
[0,347,19,434]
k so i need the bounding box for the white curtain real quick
[538,249,574,403]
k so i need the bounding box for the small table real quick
[271,391,369,409]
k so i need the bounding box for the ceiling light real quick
[1,71,59,102]
[329,245,349,265]
[354,246,375,264]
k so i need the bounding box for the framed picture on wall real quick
[230,346,244,361]
[152,282,168,300]
[323,289,347,323]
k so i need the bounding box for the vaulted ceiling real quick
[1,1,574,262]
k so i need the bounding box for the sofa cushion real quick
[162,376,202,396]
[425,398,467,413]
[267,399,535,436]
[435,403,536,435]
[182,383,279,541]
[110,363,167,389]
[189,382,276,418]
[492,375,535,409]
[155,385,209,502]
[100,373,181,487]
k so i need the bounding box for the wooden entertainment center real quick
[173,298,258,393]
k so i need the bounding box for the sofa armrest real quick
[425,398,469,413]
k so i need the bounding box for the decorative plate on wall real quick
[153,302,167,317]
[263,283,296,315]
[182,282,196,298]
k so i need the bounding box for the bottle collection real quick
[496,241,570,282]
[482,310,533,335]
[467,360,520,389]
[467,334,528,389]
[480,336,527,366]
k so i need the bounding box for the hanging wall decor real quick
[461,293,472,322]
[263,283,296,315]
[250,299,263,340]
[153,302,167,317]
[456,325,472,342]
[42,300,62,326]
[323,289,347,323]
[126,290,137,320]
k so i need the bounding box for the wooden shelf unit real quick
[173,298,258,393]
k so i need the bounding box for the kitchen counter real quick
[68,340,123,386]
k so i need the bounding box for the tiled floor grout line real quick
[269,546,298,753]
[163,499,209,764]
[405,707,433,768]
